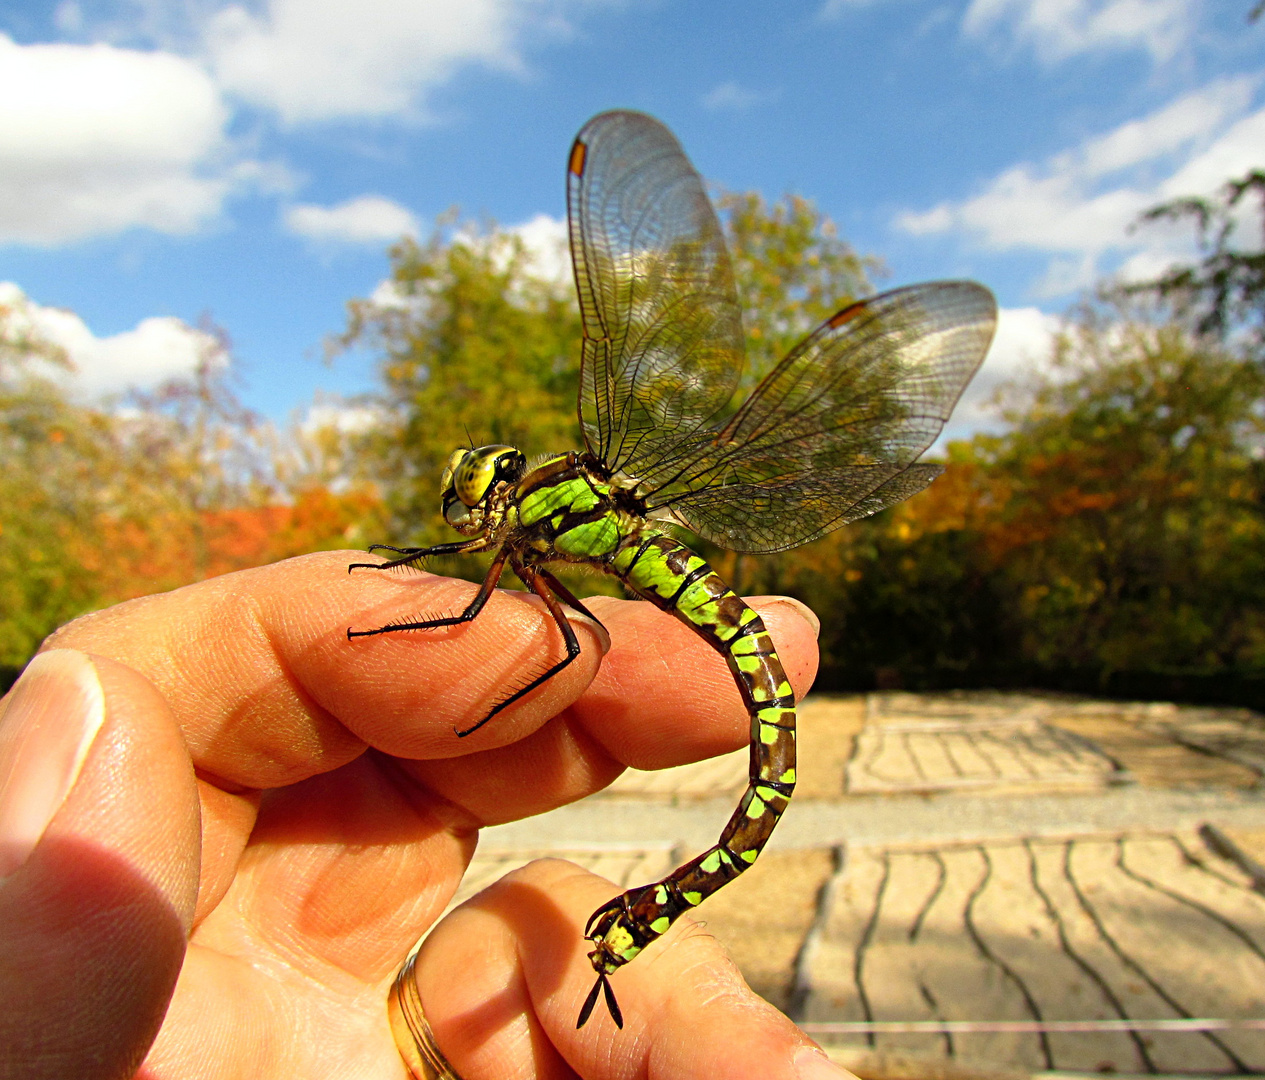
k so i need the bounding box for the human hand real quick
[0,551,847,1080]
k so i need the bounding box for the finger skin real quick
[32,556,823,1080]
[46,554,610,785]
[414,860,826,1080]
[46,554,820,829]
[198,754,475,982]
[408,596,819,826]
[0,653,200,1080]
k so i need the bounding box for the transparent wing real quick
[645,282,997,553]
[568,110,746,473]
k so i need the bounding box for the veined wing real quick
[644,282,997,553]
[568,111,746,473]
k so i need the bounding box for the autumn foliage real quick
[763,315,1265,699]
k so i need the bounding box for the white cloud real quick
[824,0,1197,63]
[702,81,763,112]
[0,282,221,397]
[359,214,572,320]
[0,2,600,245]
[507,213,571,286]
[367,278,415,311]
[940,305,1062,442]
[0,34,255,245]
[962,0,1194,63]
[447,213,571,285]
[203,0,533,124]
[285,195,420,244]
[895,78,1265,297]
[299,399,383,436]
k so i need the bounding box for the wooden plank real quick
[975,841,1140,1073]
[803,845,889,1028]
[1067,838,1247,1074]
[847,697,1125,795]
[916,847,1048,1070]
[861,850,954,1059]
[1027,839,1160,1074]
[1115,835,1265,1070]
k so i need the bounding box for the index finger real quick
[43,552,818,797]
[45,552,607,789]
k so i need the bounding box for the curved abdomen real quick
[587,532,798,968]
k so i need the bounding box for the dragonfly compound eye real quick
[453,444,520,506]
[440,448,466,496]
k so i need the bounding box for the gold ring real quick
[388,947,463,1080]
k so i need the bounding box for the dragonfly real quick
[350,110,996,1030]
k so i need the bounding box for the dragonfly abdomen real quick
[584,531,798,970]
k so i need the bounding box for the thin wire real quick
[799,1019,1265,1035]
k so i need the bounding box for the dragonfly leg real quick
[454,563,583,738]
[347,545,510,640]
[534,568,609,635]
[348,538,492,573]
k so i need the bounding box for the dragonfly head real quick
[441,445,526,531]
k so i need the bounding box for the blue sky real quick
[1,0,1261,440]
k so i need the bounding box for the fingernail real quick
[772,597,820,639]
[563,608,612,656]
[794,1046,857,1080]
[0,650,106,879]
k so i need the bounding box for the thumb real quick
[0,649,201,1080]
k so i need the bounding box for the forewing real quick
[648,281,997,552]
[568,111,746,472]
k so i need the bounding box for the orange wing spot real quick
[828,301,868,329]
[569,140,588,176]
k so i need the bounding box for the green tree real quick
[0,301,111,672]
[338,222,583,549]
[974,308,1265,676]
[777,506,1010,690]
[0,298,377,684]
[717,191,878,380]
[773,304,1265,692]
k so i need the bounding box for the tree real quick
[0,298,115,671]
[0,297,385,685]
[770,301,1265,692]
[1127,171,1265,350]
[717,191,878,381]
[92,358,388,601]
[338,222,584,552]
[971,307,1265,676]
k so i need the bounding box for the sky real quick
[1,0,1261,442]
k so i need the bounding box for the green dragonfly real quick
[350,110,996,1030]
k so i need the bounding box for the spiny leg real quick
[456,563,583,738]
[348,538,492,574]
[347,545,509,640]
[535,568,609,635]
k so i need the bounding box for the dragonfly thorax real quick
[441,445,526,531]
